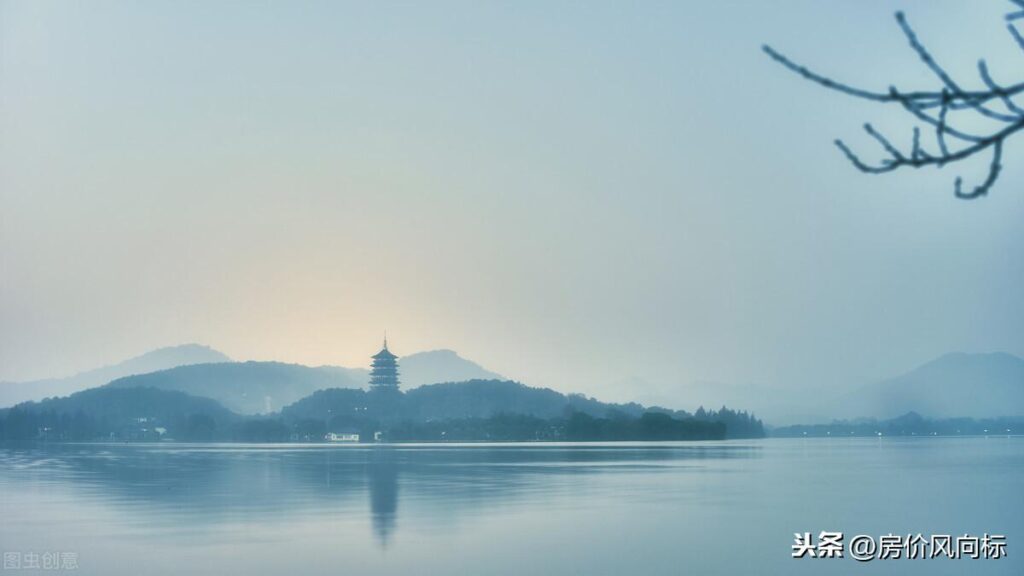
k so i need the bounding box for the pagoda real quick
[369,336,400,392]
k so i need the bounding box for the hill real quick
[100,349,509,415]
[0,344,511,415]
[105,361,366,415]
[1,386,237,441]
[398,350,504,388]
[281,379,642,422]
[0,344,231,408]
[838,352,1024,419]
[281,379,764,439]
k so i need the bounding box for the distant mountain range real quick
[3,345,1020,423]
[0,345,504,414]
[0,344,230,407]
[104,362,364,415]
[0,343,766,442]
[838,352,1024,419]
[102,349,502,414]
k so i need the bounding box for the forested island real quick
[0,379,764,443]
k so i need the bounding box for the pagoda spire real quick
[369,334,400,392]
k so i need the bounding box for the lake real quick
[0,438,1020,575]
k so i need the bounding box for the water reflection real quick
[367,448,398,545]
[0,443,759,546]
[1,440,1021,576]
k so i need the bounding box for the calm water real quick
[0,438,1021,575]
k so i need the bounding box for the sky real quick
[2,0,1023,420]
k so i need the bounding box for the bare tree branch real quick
[764,2,1024,198]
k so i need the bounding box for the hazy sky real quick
[2,0,1022,418]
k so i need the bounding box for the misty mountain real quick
[105,361,367,415]
[1,385,238,441]
[838,352,1024,419]
[7,385,235,421]
[98,349,505,415]
[397,350,503,388]
[0,385,264,442]
[0,344,231,408]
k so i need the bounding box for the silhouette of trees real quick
[764,1,1024,198]
[185,413,217,442]
[772,412,1023,437]
[562,410,725,441]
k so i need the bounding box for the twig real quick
[763,2,1024,198]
